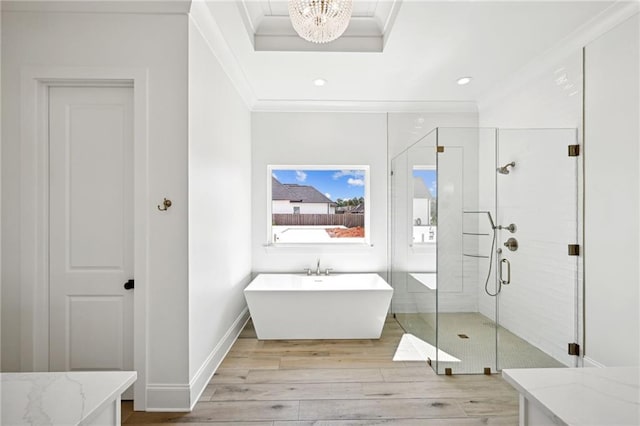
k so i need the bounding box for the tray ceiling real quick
[237,0,403,51]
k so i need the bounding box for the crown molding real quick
[189,0,258,110]
[251,99,478,113]
[2,0,192,14]
[477,0,640,112]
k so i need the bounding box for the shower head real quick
[497,161,516,175]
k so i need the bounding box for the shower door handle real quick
[499,258,511,285]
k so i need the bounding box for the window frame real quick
[411,165,437,245]
[267,165,371,246]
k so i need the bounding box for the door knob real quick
[124,279,134,290]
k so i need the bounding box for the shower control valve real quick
[498,223,517,233]
[503,237,519,252]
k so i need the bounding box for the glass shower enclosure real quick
[390,127,580,374]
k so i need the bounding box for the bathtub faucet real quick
[303,259,321,276]
[304,259,331,276]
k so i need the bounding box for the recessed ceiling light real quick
[457,77,472,86]
[313,78,327,87]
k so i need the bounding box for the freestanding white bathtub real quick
[244,273,394,340]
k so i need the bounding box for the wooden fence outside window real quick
[273,214,364,228]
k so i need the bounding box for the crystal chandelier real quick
[288,0,353,44]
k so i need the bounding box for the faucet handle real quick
[303,268,313,276]
[324,268,333,276]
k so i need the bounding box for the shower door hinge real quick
[568,343,580,356]
[437,146,445,153]
[568,145,580,157]
[568,244,580,256]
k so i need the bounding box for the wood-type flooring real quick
[123,317,519,425]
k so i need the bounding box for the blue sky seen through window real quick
[413,169,437,197]
[272,169,365,202]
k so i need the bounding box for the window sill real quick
[263,242,374,251]
[410,242,437,253]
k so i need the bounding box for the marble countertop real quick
[1,371,136,425]
[503,367,640,426]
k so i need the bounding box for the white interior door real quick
[48,86,134,390]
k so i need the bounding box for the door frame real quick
[20,67,149,409]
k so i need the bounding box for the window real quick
[413,167,437,243]
[269,166,370,244]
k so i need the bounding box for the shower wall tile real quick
[493,129,578,367]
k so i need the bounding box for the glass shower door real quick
[495,129,580,370]
[434,128,498,375]
[390,131,439,358]
[392,127,580,374]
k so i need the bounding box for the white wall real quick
[272,200,292,214]
[584,13,639,367]
[477,48,584,368]
[252,112,387,273]
[387,112,479,159]
[412,199,430,225]
[1,10,189,407]
[299,203,334,214]
[0,1,3,370]
[478,10,640,367]
[273,202,334,215]
[478,51,583,131]
[478,52,583,367]
[187,16,252,406]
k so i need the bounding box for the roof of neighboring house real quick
[336,204,365,214]
[272,177,292,200]
[351,203,365,213]
[272,177,336,205]
[413,176,433,199]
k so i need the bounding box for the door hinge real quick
[568,343,580,356]
[568,244,580,256]
[437,146,445,153]
[568,145,580,157]
[390,170,394,176]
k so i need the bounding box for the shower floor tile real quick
[395,312,565,374]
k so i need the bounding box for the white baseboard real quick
[145,307,250,412]
[146,384,191,412]
[188,306,250,410]
[583,356,606,368]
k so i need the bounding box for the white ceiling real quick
[205,0,616,107]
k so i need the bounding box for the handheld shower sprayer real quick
[497,161,516,175]
[486,211,496,230]
[463,210,501,296]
